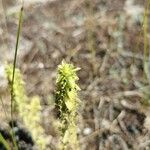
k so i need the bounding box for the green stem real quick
[10,6,23,150]
[0,133,11,150]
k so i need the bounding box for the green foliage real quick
[55,61,80,150]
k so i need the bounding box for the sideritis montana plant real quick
[5,64,47,150]
[55,61,80,150]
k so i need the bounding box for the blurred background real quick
[0,0,150,149]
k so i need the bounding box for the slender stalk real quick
[0,133,11,150]
[11,6,23,121]
[10,6,23,150]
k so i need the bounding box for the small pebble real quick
[83,127,92,135]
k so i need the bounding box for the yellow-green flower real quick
[5,64,47,150]
[55,60,80,150]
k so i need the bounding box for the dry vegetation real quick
[0,0,150,149]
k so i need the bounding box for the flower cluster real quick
[5,65,47,150]
[55,61,80,149]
